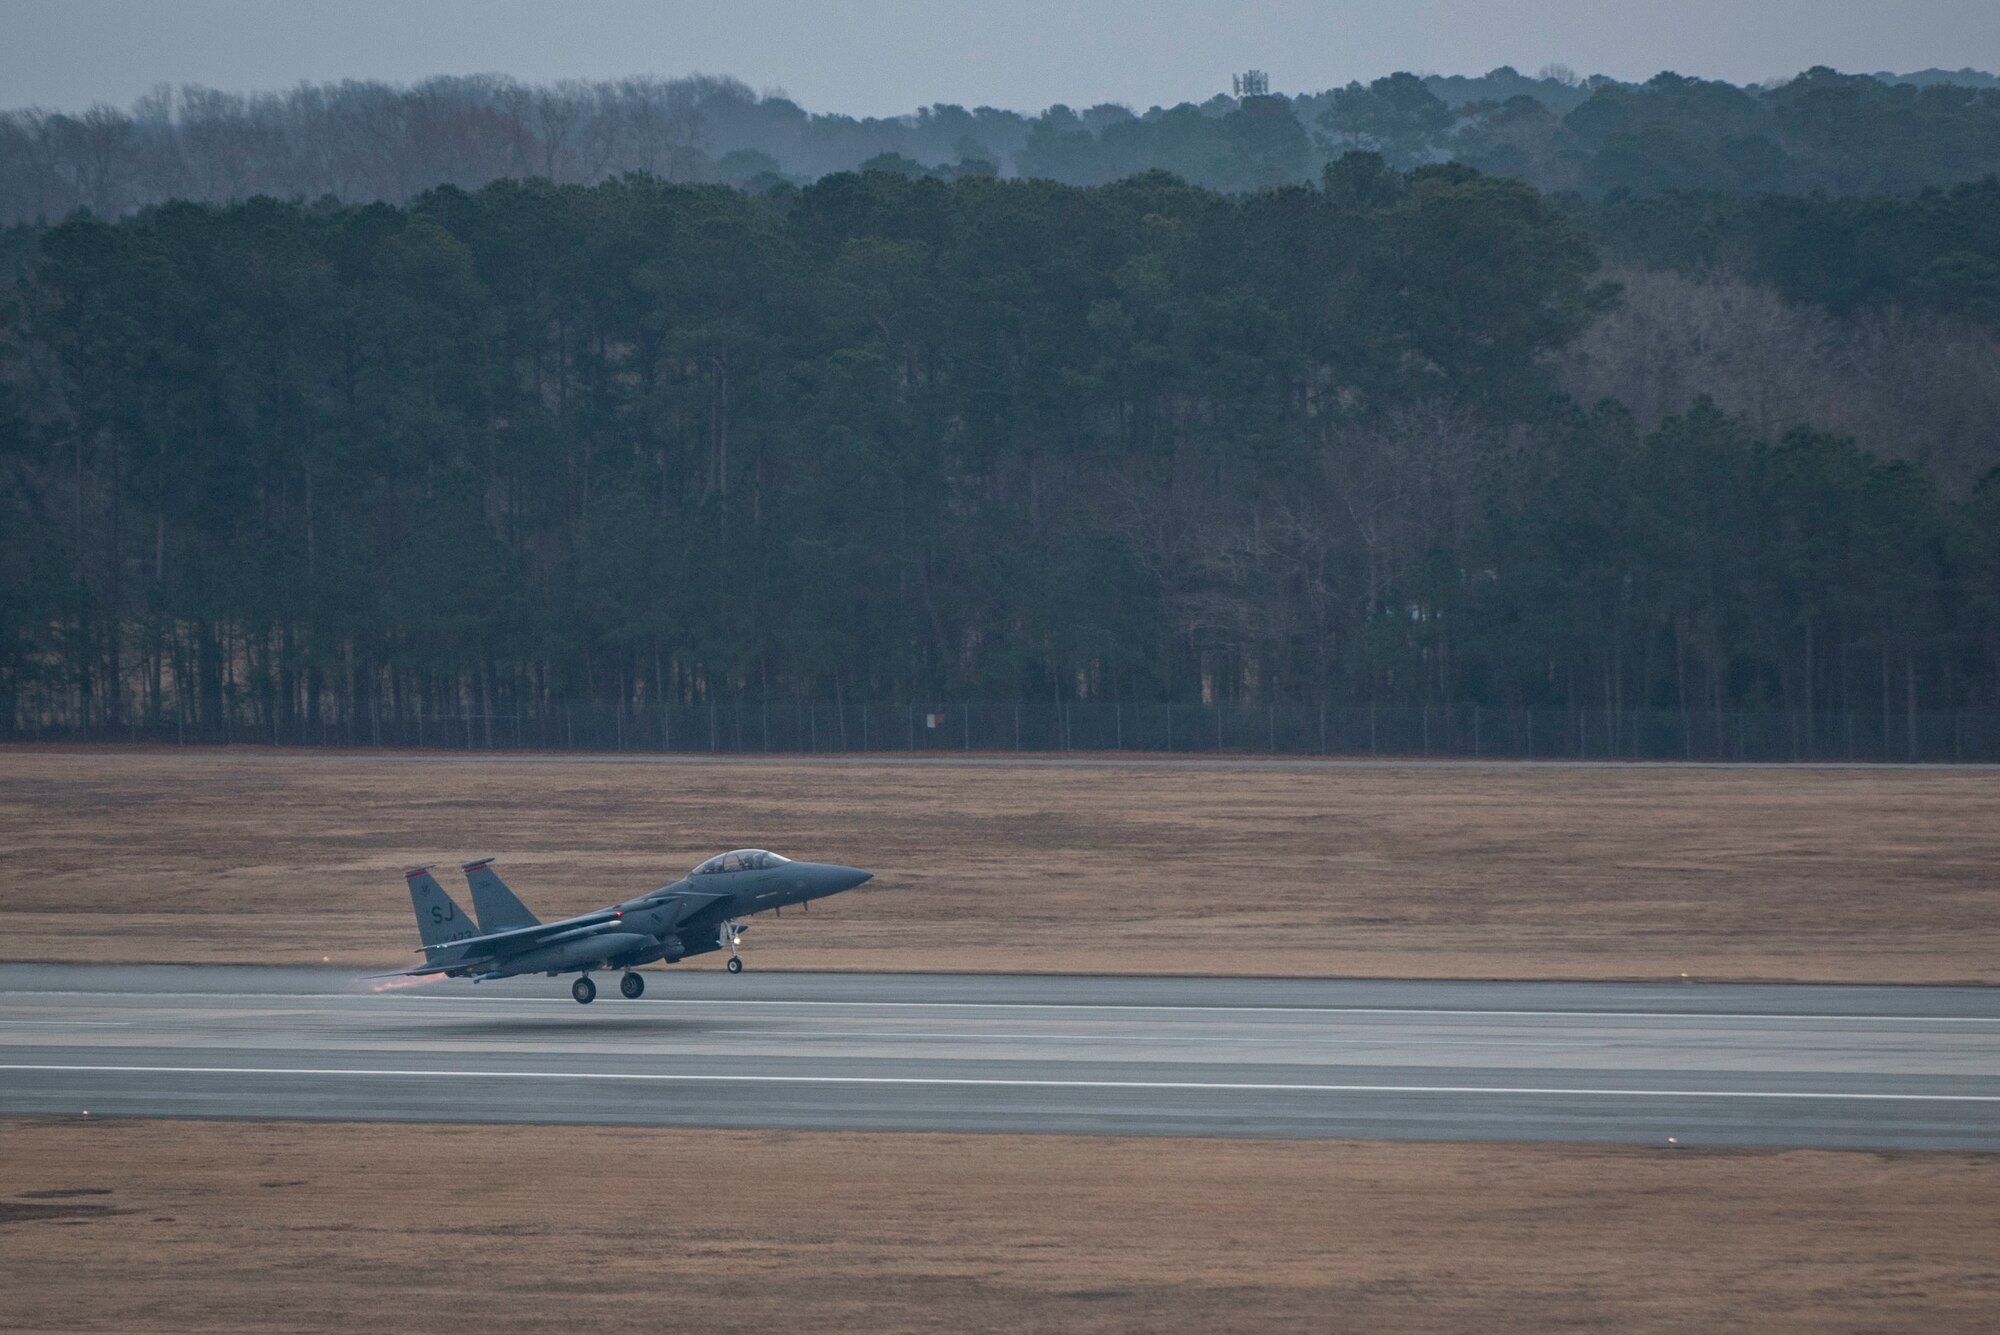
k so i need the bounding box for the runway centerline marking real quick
[394,998,2000,1024]
[714,1028,1601,1047]
[5,1063,1998,1102]
[7,992,1994,1024]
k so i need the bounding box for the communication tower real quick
[1232,70,1270,98]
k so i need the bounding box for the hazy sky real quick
[4,0,1998,116]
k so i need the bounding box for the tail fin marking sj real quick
[406,867,480,953]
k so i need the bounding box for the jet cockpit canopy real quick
[692,848,791,875]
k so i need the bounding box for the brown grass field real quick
[3,1118,1996,1333]
[5,752,1997,1331]
[0,747,1995,981]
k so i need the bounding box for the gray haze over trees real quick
[3,66,2000,224]
[7,0,1996,117]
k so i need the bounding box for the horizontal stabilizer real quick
[364,961,458,979]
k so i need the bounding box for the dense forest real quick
[2,156,1997,747]
[5,65,2000,224]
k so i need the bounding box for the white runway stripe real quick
[6,1063,1998,1102]
[5,992,1995,1023]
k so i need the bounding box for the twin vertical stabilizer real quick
[462,857,542,932]
[405,867,478,954]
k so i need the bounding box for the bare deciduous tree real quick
[1563,265,2000,488]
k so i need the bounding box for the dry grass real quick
[1,748,1997,982]
[2,1118,1995,1333]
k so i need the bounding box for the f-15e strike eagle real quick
[378,851,872,1003]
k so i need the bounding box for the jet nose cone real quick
[805,863,872,895]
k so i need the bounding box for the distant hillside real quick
[1873,67,2000,89]
[2,65,1998,223]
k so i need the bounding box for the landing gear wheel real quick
[726,956,744,974]
[619,972,645,1000]
[572,975,597,1005]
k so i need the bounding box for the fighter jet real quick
[381,850,872,1003]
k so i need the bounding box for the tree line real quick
[6,66,2000,225]
[3,158,1996,742]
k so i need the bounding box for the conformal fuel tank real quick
[507,931,654,974]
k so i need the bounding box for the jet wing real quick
[413,908,624,961]
[386,891,738,973]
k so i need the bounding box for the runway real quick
[2,966,1996,1148]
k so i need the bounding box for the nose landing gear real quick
[724,921,746,974]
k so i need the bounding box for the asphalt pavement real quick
[2,965,1996,1148]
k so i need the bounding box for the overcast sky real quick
[4,0,1998,116]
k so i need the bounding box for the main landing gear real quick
[573,972,646,1003]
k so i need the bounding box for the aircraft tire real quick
[726,956,744,974]
[619,972,645,999]
[572,975,597,1005]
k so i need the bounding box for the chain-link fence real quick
[8,699,1999,762]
